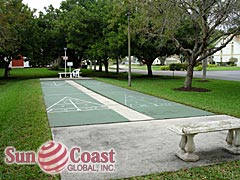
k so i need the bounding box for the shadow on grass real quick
[174,86,211,92]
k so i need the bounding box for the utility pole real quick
[127,11,131,87]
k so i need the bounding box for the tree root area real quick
[174,87,211,92]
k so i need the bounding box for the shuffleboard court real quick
[41,80,129,127]
[75,80,214,119]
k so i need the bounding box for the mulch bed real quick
[196,80,210,82]
[174,87,211,92]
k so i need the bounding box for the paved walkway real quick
[39,79,240,180]
[52,115,240,180]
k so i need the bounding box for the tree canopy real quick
[1,0,240,88]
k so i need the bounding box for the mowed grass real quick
[118,161,240,180]
[1,67,59,79]
[0,68,59,180]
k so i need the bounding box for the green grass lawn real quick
[0,68,59,180]
[1,68,240,179]
[1,67,59,79]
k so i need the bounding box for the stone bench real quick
[169,115,240,162]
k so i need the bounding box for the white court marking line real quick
[46,97,68,111]
[66,80,153,121]
[46,96,108,113]
[124,94,159,107]
[44,93,84,96]
[69,99,80,111]
[41,81,66,87]
[124,94,127,106]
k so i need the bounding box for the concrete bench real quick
[169,115,240,162]
[58,72,72,78]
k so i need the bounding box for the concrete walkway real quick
[53,115,240,180]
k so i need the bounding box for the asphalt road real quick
[119,68,240,81]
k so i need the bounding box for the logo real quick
[4,141,116,175]
[38,141,69,174]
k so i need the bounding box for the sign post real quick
[64,48,67,77]
[67,62,73,72]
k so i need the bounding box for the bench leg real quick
[233,129,240,146]
[176,134,199,162]
[179,135,187,152]
[226,129,234,145]
[59,74,62,78]
[225,129,240,154]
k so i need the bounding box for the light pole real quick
[64,47,67,77]
[127,11,131,87]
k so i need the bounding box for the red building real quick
[9,55,30,68]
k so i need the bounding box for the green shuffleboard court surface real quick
[75,80,214,119]
[41,81,129,127]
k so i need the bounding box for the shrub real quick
[160,66,170,70]
[195,65,203,71]
[181,64,188,71]
[228,57,238,66]
[50,65,59,71]
[218,62,227,66]
[160,64,187,71]
[169,63,178,71]
[207,64,218,68]
[169,63,185,71]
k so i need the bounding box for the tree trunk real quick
[89,60,93,70]
[94,60,96,71]
[184,64,194,88]
[147,64,153,77]
[116,57,119,74]
[99,60,102,72]
[202,58,207,80]
[104,59,108,74]
[4,61,11,79]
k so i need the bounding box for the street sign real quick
[62,56,68,61]
[67,62,73,66]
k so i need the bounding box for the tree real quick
[104,0,128,74]
[0,0,34,78]
[170,0,240,88]
[57,0,103,68]
[35,6,66,67]
[127,0,178,76]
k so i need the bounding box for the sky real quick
[22,0,63,13]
